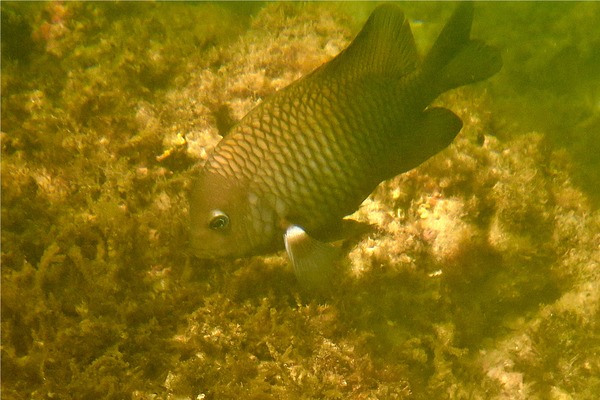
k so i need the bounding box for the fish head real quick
[189,170,258,259]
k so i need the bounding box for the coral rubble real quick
[2,2,599,399]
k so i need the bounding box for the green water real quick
[2,2,599,399]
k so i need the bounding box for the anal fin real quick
[386,107,462,179]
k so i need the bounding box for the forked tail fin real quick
[422,2,502,99]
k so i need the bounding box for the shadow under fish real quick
[189,3,502,291]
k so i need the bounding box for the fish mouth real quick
[188,229,223,259]
[188,234,215,258]
[189,237,243,260]
[189,242,220,260]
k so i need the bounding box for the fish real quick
[189,2,502,290]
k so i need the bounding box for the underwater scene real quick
[2,2,599,399]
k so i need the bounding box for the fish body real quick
[190,3,501,288]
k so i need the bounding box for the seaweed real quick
[2,2,599,399]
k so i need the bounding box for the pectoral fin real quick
[284,225,340,292]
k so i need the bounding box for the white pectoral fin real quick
[284,225,340,292]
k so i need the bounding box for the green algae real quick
[2,2,600,399]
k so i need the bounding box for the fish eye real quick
[208,210,229,231]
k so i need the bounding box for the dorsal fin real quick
[316,4,418,81]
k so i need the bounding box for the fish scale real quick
[190,3,501,290]
[232,77,392,232]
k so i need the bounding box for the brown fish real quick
[190,3,501,289]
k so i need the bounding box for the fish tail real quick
[421,2,502,98]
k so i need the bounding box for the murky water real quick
[2,2,599,399]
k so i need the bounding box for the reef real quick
[2,2,599,399]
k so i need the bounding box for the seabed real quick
[2,2,599,399]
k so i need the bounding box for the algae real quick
[2,2,599,399]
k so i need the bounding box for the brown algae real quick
[2,2,599,399]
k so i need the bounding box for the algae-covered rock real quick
[2,2,599,399]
